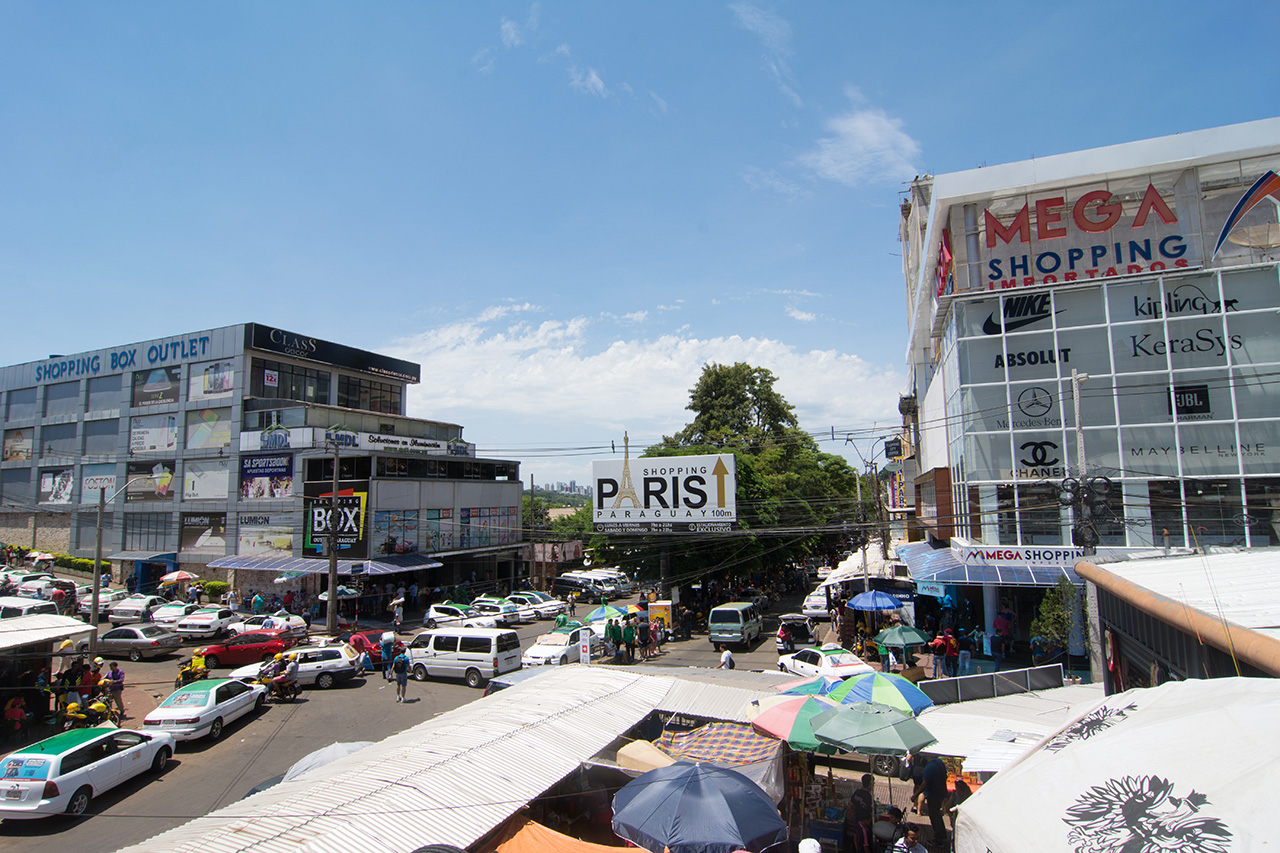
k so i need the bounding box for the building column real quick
[983,584,1000,634]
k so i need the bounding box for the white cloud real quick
[499,18,523,48]
[650,92,669,114]
[570,67,609,98]
[729,2,802,107]
[796,89,920,187]
[786,306,816,322]
[472,48,495,74]
[622,310,648,323]
[381,306,903,484]
[741,165,807,200]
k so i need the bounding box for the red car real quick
[201,630,295,669]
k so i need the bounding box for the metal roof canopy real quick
[898,542,1080,588]
[112,666,784,853]
[206,553,443,575]
[0,614,94,653]
[108,551,177,562]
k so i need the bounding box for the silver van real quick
[406,628,522,688]
[708,602,764,649]
[0,596,59,619]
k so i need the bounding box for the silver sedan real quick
[77,624,184,661]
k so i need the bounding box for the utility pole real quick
[856,470,868,592]
[91,491,105,656]
[325,429,342,636]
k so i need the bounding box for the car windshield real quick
[536,634,572,647]
[462,608,482,618]
[161,691,209,708]
[826,654,863,667]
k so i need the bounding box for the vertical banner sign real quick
[303,482,369,559]
[593,453,737,533]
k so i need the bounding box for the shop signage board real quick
[593,453,737,533]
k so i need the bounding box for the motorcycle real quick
[175,658,210,689]
[257,665,300,702]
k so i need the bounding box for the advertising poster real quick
[189,360,235,402]
[131,366,182,407]
[183,459,230,500]
[185,408,232,450]
[130,414,179,453]
[81,463,117,502]
[239,454,294,499]
[423,509,452,552]
[180,512,227,553]
[38,468,75,504]
[373,510,420,554]
[3,429,32,461]
[126,460,176,502]
[237,513,295,556]
[303,481,369,559]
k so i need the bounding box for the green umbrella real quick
[873,625,932,648]
[810,701,937,756]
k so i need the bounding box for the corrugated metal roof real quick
[114,666,783,853]
[0,613,94,652]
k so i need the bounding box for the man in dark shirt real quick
[922,755,949,849]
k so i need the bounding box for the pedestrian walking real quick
[715,647,735,670]
[391,598,404,633]
[391,647,410,702]
[103,661,126,718]
[622,620,637,664]
[637,619,650,661]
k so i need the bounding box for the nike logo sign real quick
[982,311,1059,335]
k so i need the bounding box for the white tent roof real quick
[955,677,1277,852]
[0,613,94,653]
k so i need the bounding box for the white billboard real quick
[593,453,737,533]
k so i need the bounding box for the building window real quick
[41,423,78,457]
[83,419,120,456]
[249,358,330,405]
[86,375,123,412]
[44,381,81,417]
[6,387,36,421]
[336,375,402,415]
[124,513,171,551]
[304,456,372,482]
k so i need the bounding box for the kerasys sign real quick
[593,454,736,533]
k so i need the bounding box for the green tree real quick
[668,362,797,448]
[522,495,549,531]
[1031,577,1085,660]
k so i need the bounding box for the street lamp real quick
[323,426,347,636]
[90,475,152,657]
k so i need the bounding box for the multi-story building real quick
[0,323,524,592]
[898,117,1280,637]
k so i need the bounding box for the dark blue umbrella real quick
[847,590,902,611]
[612,762,788,853]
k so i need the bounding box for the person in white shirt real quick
[892,827,927,853]
[715,647,735,669]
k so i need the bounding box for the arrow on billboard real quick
[712,457,730,507]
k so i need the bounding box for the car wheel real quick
[66,786,92,816]
[412,664,428,682]
[778,663,787,672]
[465,668,483,689]
[425,619,437,629]
[151,746,171,773]
[873,755,900,777]
[204,655,220,669]
[174,676,183,689]
[559,656,568,666]
[316,672,334,689]
[254,693,266,712]
[208,717,224,741]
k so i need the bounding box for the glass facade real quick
[952,264,1280,549]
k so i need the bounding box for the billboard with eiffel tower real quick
[593,438,737,533]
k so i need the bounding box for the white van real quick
[562,571,620,596]
[0,596,59,619]
[406,628,522,688]
[575,569,635,594]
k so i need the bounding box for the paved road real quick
[0,592,812,852]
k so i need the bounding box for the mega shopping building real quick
[0,323,524,591]
[896,117,1280,637]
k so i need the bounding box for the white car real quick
[142,677,267,742]
[79,588,130,620]
[229,645,357,689]
[422,603,497,630]
[802,589,832,619]
[470,599,521,625]
[0,570,53,587]
[0,727,176,819]
[778,644,875,679]
[150,603,202,629]
[507,591,565,620]
[107,594,167,625]
[227,613,309,640]
[521,624,602,667]
[176,607,239,639]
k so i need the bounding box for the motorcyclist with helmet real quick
[177,649,209,687]
[63,702,88,730]
[259,653,298,700]
[84,700,111,726]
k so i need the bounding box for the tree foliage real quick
[668,362,798,448]
[1031,577,1085,656]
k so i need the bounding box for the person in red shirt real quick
[942,628,960,677]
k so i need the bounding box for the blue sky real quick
[2,2,1277,486]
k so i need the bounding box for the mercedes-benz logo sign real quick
[1020,441,1060,467]
[1017,387,1053,418]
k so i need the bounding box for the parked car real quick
[469,598,521,626]
[79,588,130,620]
[0,727,175,819]
[75,624,183,661]
[422,603,498,630]
[802,589,832,619]
[227,613,309,640]
[142,678,267,742]
[0,596,59,619]
[775,613,819,652]
[229,645,357,689]
[150,603,202,629]
[17,578,77,603]
[338,629,393,665]
[506,591,565,620]
[176,607,239,640]
[200,630,295,669]
[521,624,602,667]
[107,595,167,626]
[741,588,771,610]
[707,602,764,649]
[778,644,875,679]
[407,628,522,688]
[0,570,53,587]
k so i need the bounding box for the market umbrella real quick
[584,604,627,622]
[611,761,788,853]
[873,625,933,648]
[810,702,937,756]
[273,571,306,585]
[826,672,934,716]
[775,674,845,695]
[749,694,842,754]
[847,590,902,611]
[160,570,199,585]
[318,586,359,601]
